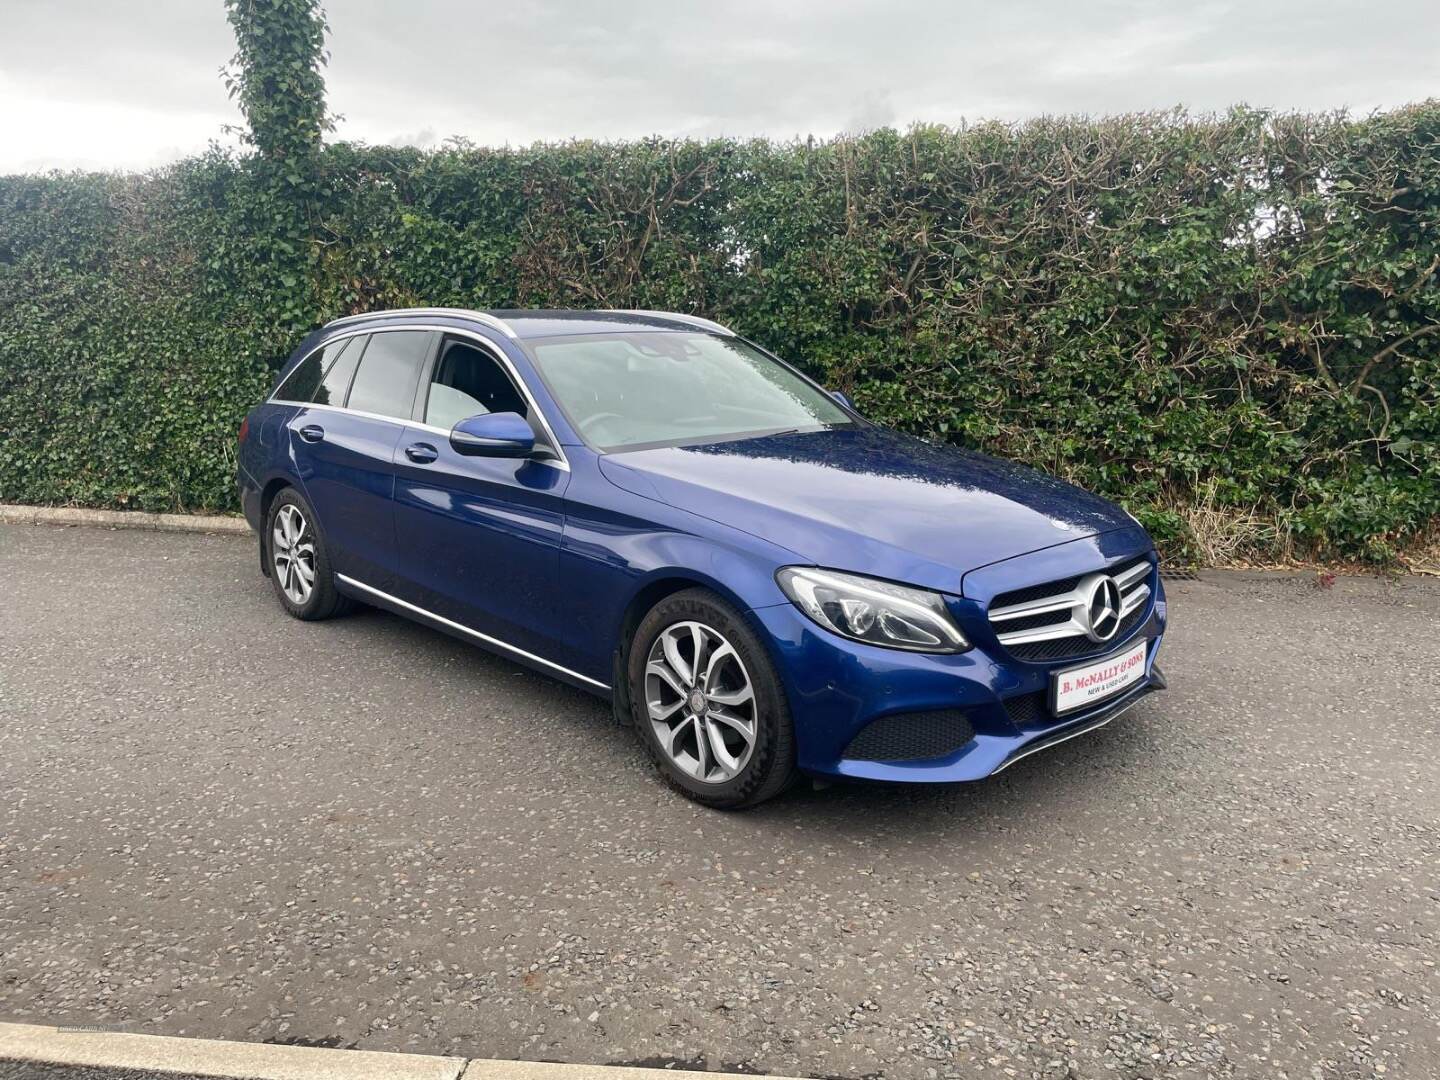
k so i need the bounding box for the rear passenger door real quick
[282,329,437,589]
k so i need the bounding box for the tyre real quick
[628,588,796,809]
[264,487,352,621]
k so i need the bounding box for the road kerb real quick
[0,1025,460,1080]
[0,1024,808,1080]
[0,504,250,535]
[0,1022,464,1080]
[462,1061,805,1080]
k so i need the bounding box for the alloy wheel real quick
[272,503,316,605]
[644,620,758,784]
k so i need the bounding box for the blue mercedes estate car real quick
[238,308,1167,808]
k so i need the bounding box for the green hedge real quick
[2,105,1438,562]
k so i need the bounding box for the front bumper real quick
[747,580,1167,784]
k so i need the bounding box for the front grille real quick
[1007,605,1148,661]
[988,556,1153,663]
[989,574,1086,611]
[844,710,975,762]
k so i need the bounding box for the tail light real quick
[238,415,251,444]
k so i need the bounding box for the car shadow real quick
[744,703,1170,838]
[336,604,1170,836]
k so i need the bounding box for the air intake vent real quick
[1003,691,1047,727]
[844,710,975,762]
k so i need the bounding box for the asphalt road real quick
[2,523,1437,1080]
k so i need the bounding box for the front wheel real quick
[628,588,796,809]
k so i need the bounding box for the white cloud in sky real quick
[1,0,1436,173]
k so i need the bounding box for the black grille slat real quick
[991,574,1084,611]
[844,710,975,762]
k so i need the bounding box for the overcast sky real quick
[2,0,1437,173]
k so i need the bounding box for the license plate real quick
[1051,640,1149,716]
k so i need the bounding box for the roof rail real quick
[324,307,517,339]
[601,309,735,336]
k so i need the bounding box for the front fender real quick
[557,453,803,682]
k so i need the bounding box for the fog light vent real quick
[844,710,975,762]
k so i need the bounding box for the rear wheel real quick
[628,589,796,809]
[265,488,351,621]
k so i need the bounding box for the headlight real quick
[776,567,970,653]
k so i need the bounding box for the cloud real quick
[847,89,897,135]
[387,126,438,151]
[2,0,1437,171]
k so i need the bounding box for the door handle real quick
[404,442,439,464]
[298,424,325,443]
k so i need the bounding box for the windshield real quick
[525,331,854,452]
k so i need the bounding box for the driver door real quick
[392,335,571,662]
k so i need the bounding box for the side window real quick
[423,339,528,430]
[273,339,344,402]
[311,335,363,406]
[345,331,432,419]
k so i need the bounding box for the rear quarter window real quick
[274,342,333,403]
[312,336,363,406]
[272,336,363,404]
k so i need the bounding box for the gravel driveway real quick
[1,523,1436,1079]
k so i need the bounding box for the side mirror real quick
[450,412,536,458]
[830,390,856,412]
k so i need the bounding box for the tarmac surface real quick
[2,523,1437,1079]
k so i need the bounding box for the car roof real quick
[321,308,734,341]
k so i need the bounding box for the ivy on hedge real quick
[222,0,331,333]
[1,104,1437,563]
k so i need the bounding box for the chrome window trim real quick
[274,400,456,438]
[325,308,518,339]
[600,309,735,336]
[267,323,570,471]
[335,574,609,691]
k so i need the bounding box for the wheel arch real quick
[256,475,299,577]
[608,569,781,722]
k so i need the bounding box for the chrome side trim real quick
[335,574,610,691]
[325,308,518,338]
[600,309,735,336]
[991,691,1147,774]
[267,323,570,471]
